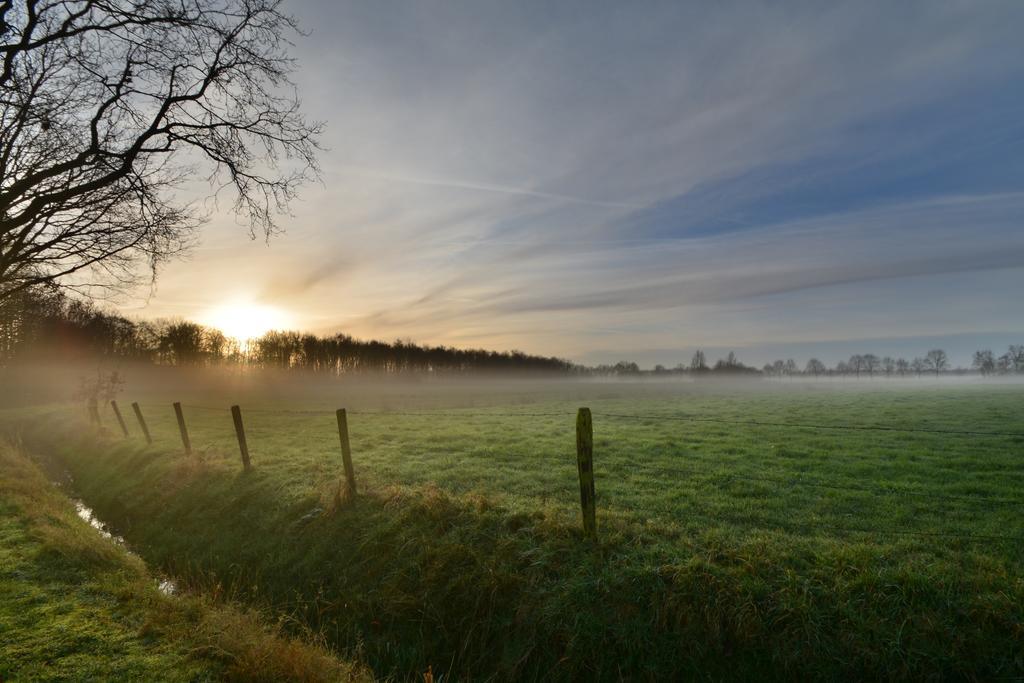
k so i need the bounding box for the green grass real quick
[0,438,370,682]
[9,378,1024,680]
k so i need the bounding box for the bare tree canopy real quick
[0,0,321,300]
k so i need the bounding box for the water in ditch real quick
[67,484,178,596]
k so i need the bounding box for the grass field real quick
[0,438,368,682]
[6,372,1024,680]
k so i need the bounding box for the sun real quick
[202,301,291,341]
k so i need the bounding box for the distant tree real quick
[805,358,826,377]
[911,357,926,377]
[973,350,996,376]
[863,354,880,378]
[690,349,708,372]
[835,360,849,375]
[785,359,798,376]
[997,352,1013,374]
[772,359,785,377]
[848,354,865,378]
[613,361,641,375]
[895,358,910,376]
[1008,344,1024,373]
[653,364,667,374]
[924,349,949,376]
[159,321,204,365]
[203,330,227,363]
[762,363,774,376]
[711,351,758,374]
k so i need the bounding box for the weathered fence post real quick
[336,408,357,497]
[575,407,597,540]
[230,405,251,471]
[173,402,192,455]
[131,402,152,445]
[110,400,129,437]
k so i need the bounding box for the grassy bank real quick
[10,381,1024,680]
[0,437,370,682]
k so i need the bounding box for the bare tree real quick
[203,327,227,362]
[0,0,322,301]
[158,319,203,364]
[997,351,1013,374]
[690,348,707,372]
[1008,344,1024,373]
[805,357,825,377]
[895,358,909,376]
[973,349,995,376]
[911,357,925,377]
[863,353,880,378]
[882,356,895,377]
[924,349,948,376]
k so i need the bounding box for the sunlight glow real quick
[202,301,291,341]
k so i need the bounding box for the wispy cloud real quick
[124,1,1024,365]
[331,166,645,210]
[354,192,1024,320]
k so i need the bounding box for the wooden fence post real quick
[336,408,357,496]
[230,405,251,471]
[173,402,192,455]
[131,402,152,445]
[575,407,597,540]
[110,400,129,437]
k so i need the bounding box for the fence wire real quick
[178,404,573,418]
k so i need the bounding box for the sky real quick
[117,0,1024,368]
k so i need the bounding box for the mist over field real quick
[6,354,1024,415]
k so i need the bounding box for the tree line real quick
[3,287,1023,378]
[595,351,760,376]
[595,347,1024,378]
[0,287,575,374]
[760,347,1024,377]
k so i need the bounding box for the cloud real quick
[123,1,1024,362]
[332,165,645,210]
[331,191,1024,365]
